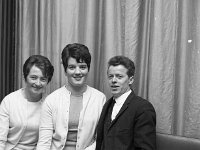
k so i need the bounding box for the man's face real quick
[107,65,134,98]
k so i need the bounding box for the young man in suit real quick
[96,56,156,150]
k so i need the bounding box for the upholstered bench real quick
[156,132,200,150]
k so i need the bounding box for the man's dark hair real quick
[108,55,135,77]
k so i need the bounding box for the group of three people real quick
[0,43,156,150]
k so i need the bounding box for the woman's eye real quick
[31,76,37,80]
[80,65,87,69]
[68,66,75,69]
[41,78,48,82]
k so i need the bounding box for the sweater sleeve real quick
[0,98,10,150]
[85,141,96,150]
[36,99,54,150]
[84,93,106,150]
[134,102,156,150]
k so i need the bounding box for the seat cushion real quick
[157,132,200,150]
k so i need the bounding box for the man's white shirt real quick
[111,90,131,121]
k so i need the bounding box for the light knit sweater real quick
[36,85,106,150]
[0,89,43,150]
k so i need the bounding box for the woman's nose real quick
[74,67,81,74]
[35,79,42,86]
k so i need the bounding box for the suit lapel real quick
[102,98,114,119]
[98,98,114,132]
[108,91,134,129]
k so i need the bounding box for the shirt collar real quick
[114,90,131,105]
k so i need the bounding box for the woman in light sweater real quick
[0,55,54,150]
[36,43,106,150]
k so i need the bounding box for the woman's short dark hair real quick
[23,55,54,83]
[108,55,135,77]
[61,43,91,72]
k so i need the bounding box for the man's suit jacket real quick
[96,91,156,150]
